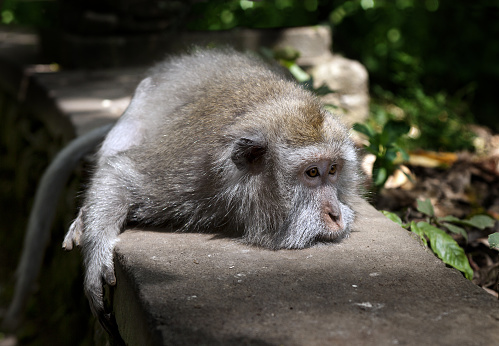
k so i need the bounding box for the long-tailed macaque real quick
[14,48,362,339]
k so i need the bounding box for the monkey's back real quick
[141,49,326,154]
[103,48,336,231]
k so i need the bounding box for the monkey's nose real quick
[328,212,339,222]
[324,210,343,231]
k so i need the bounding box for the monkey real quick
[6,48,361,340]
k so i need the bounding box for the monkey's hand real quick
[84,240,123,341]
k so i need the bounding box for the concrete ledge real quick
[113,198,499,345]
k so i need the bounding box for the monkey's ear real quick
[231,136,267,171]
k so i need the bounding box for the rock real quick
[309,54,370,125]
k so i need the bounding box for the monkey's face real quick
[272,146,356,249]
[227,111,358,250]
[302,159,345,234]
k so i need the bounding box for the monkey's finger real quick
[62,220,83,250]
[73,232,81,247]
[61,239,73,251]
[61,235,80,250]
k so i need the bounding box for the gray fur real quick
[62,48,361,335]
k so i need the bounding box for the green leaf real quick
[381,120,411,145]
[416,222,473,280]
[460,215,495,230]
[369,133,382,148]
[442,223,468,241]
[365,145,378,155]
[287,62,310,83]
[437,215,461,223]
[273,46,301,61]
[323,104,339,111]
[400,168,413,183]
[258,46,274,60]
[353,123,375,138]
[417,199,434,217]
[489,233,499,250]
[410,221,427,245]
[373,166,387,186]
[384,148,398,162]
[381,211,403,226]
[313,83,336,96]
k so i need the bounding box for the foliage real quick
[1,0,58,27]
[489,233,499,251]
[353,120,410,190]
[187,0,326,30]
[382,199,496,280]
[369,86,476,152]
[334,0,478,152]
[331,1,499,134]
[262,46,336,99]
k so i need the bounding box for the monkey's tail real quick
[2,123,114,331]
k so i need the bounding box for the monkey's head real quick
[220,96,360,250]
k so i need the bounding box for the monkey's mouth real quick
[315,230,342,242]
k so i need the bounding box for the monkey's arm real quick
[71,158,130,342]
[2,124,113,331]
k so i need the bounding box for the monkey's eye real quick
[306,167,320,177]
[329,164,337,175]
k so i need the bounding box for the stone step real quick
[113,198,499,345]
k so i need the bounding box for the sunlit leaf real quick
[273,46,300,61]
[417,199,434,217]
[410,221,427,245]
[381,210,403,226]
[489,233,499,250]
[287,63,310,83]
[416,222,473,280]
